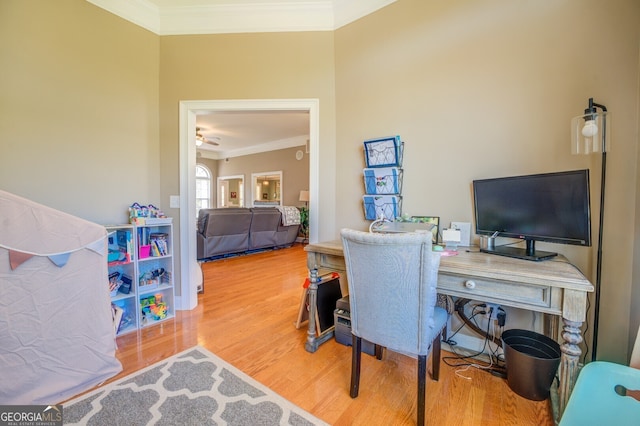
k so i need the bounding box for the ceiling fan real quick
[196,127,220,147]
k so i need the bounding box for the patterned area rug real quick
[63,346,327,425]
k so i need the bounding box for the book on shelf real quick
[150,233,168,256]
[111,303,124,334]
[107,229,134,264]
[151,241,162,257]
[117,229,133,261]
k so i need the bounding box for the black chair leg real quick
[418,354,426,426]
[374,344,383,360]
[432,330,442,381]
[350,335,362,398]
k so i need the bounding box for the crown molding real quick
[87,0,161,34]
[86,0,396,35]
[159,2,333,35]
[333,0,396,29]
[198,135,307,160]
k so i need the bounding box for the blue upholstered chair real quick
[559,324,640,425]
[340,229,448,426]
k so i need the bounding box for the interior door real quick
[218,180,229,208]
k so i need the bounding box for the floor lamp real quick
[571,98,610,362]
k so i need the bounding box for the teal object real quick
[560,361,640,425]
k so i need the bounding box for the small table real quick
[304,240,594,419]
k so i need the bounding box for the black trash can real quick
[502,329,561,401]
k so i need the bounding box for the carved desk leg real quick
[305,268,319,353]
[558,318,583,419]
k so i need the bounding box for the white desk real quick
[304,240,594,420]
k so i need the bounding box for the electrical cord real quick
[443,302,507,379]
[454,298,502,346]
[444,311,483,345]
[445,312,506,379]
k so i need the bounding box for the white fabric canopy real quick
[0,190,122,404]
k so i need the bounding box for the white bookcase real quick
[106,222,175,335]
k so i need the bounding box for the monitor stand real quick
[480,239,557,262]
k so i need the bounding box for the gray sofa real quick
[197,207,299,260]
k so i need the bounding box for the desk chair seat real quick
[559,361,640,426]
[341,229,448,426]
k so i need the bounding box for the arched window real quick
[196,164,212,217]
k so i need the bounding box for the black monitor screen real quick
[473,170,591,257]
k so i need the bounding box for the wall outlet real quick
[485,303,501,320]
[451,222,471,246]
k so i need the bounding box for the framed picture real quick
[411,216,440,244]
[230,191,237,199]
[262,193,268,200]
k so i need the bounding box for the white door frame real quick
[178,99,319,310]
[251,170,283,207]
[217,174,245,207]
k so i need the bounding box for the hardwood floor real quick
[112,244,555,425]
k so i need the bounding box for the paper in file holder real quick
[363,195,402,221]
[363,136,404,168]
[363,167,403,194]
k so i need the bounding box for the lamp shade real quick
[299,190,309,202]
[571,108,610,155]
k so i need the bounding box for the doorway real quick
[217,175,245,207]
[178,99,319,311]
[251,171,282,207]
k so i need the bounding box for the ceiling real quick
[86,0,396,35]
[195,110,309,158]
[86,0,396,159]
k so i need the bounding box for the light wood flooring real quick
[112,244,555,425]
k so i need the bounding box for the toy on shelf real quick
[139,267,166,291]
[129,202,172,225]
[140,293,168,323]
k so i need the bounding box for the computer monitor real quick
[473,169,592,261]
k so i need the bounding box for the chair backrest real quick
[340,228,441,356]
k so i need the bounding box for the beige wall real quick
[214,146,310,207]
[0,0,160,224]
[334,0,640,363]
[1,0,639,363]
[198,146,309,208]
[159,31,336,297]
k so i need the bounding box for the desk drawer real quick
[318,253,346,271]
[438,273,556,310]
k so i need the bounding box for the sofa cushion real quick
[197,207,300,260]
[249,208,281,250]
[197,208,253,259]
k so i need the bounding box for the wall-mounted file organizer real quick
[363,167,403,195]
[363,195,402,221]
[362,135,404,221]
[363,135,404,168]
